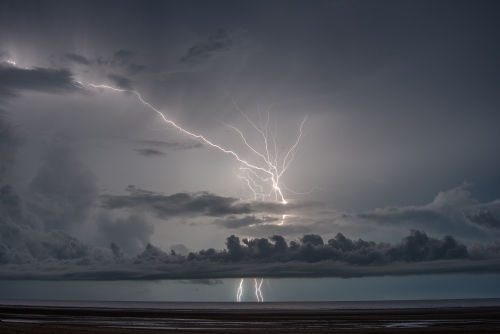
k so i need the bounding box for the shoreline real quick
[1,304,500,333]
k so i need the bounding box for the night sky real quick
[1,0,500,301]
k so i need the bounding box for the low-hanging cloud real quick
[100,186,323,219]
[343,183,500,239]
[464,210,500,230]
[1,229,500,280]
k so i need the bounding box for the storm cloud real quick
[464,210,500,230]
[0,64,80,100]
[101,186,323,219]
[0,1,499,299]
[1,229,499,280]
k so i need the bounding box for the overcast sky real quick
[1,0,500,301]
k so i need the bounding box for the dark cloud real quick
[0,125,113,267]
[213,215,279,229]
[101,186,322,220]
[1,230,500,280]
[101,186,246,219]
[128,63,147,74]
[464,210,500,230]
[180,29,233,64]
[170,244,190,255]
[161,229,473,269]
[64,53,93,66]
[98,212,154,255]
[343,184,500,239]
[107,74,133,90]
[136,139,203,150]
[134,148,166,157]
[0,65,80,101]
[0,215,110,265]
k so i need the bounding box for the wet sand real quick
[1,304,500,333]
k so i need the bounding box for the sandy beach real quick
[1,304,500,333]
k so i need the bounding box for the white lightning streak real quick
[254,278,264,302]
[237,278,243,302]
[78,81,316,207]
[77,82,273,178]
[78,81,317,304]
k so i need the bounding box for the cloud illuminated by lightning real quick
[77,81,309,206]
[77,80,312,303]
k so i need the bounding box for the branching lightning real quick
[254,278,264,302]
[5,58,316,303]
[224,96,307,205]
[237,278,243,302]
[77,80,313,303]
[78,81,314,207]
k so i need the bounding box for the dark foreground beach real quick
[1,304,500,333]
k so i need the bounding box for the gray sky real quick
[1,0,500,301]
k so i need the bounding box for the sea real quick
[2,298,500,310]
[1,299,500,330]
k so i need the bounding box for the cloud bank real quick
[1,225,500,280]
[101,186,323,220]
[1,111,500,281]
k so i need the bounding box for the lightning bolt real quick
[77,80,314,303]
[77,82,276,178]
[237,278,243,302]
[254,278,264,302]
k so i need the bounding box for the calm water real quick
[2,299,500,330]
[2,298,500,310]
